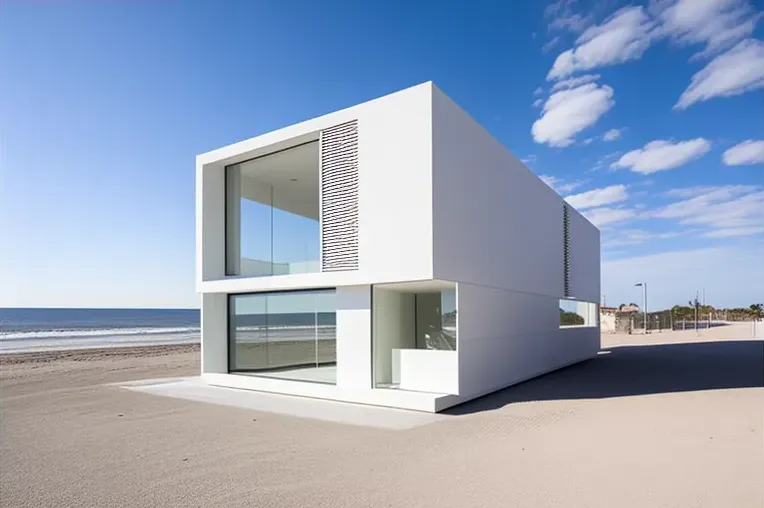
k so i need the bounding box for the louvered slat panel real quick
[320,121,359,272]
[563,204,571,297]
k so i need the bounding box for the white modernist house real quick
[196,82,600,412]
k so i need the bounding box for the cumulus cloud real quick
[565,184,628,209]
[611,138,711,174]
[547,7,657,80]
[602,128,622,141]
[531,83,615,147]
[654,0,763,58]
[722,139,764,165]
[532,98,544,108]
[675,38,764,109]
[582,207,635,227]
[544,0,763,114]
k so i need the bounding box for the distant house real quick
[195,82,601,412]
[618,304,640,313]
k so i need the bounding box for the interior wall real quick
[373,288,414,385]
[457,282,599,398]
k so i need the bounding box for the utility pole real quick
[635,282,647,334]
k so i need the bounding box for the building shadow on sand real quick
[446,339,764,415]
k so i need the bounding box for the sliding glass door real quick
[228,289,336,384]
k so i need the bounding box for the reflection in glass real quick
[415,289,457,350]
[229,289,336,384]
[559,299,597,327]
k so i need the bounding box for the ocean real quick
[0,308,200,354]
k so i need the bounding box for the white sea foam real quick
[0,326,200,341]
[0,327,200,354]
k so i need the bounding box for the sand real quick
[1,324,762,508]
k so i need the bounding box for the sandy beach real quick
[1,324,762,508]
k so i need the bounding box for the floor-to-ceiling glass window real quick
[228,289,337,384]
[225,141,320,277]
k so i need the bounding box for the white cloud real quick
[565,184,628,209]
[653,185,764,232]
[582,206,635,227]
[545,1,762,87]
[521,154,537,165]
[704,226,764,237]
[532,98,544,108]
[675,38,764,109]
[722,139,764,165]
[531,82,615,147]
[550,73,601,91]
[655,0,762,58]
[602,128,622,141]
[544,0,593,34]
[539,175,585,194]
[533,86,544,96]
[611,138,711,174]
[547,7,657,80]
[602,246,764,309]
[665,184,755,198]
[542,36,561,53]
[602,229,683,247]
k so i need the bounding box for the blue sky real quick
[0,0,762,309]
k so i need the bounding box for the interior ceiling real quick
[237,141,320,219]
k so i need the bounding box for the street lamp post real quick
[635,282,648,334]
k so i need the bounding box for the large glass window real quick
[229,289,336,384]
[559,299,598,327]
[415,290,457,351]
[225,141,320,277]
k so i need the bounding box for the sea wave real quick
[0,327,201,341]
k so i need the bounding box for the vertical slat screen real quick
[320,121,359,271]
[563,204,571,297]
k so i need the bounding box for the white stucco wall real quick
[431,86,566,297]
[429,85,600,399]
[196,82,434,295]
[567,206,601,303]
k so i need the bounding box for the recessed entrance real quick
[372,280,458,393]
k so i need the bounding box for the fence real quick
[602,310,757,334]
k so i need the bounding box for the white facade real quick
[196,82,600,412]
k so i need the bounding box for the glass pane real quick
[415,289,457,351]
[559,299,597,327]
[272,184,319,275]
[229,289,336,384]
[225,141,320,277]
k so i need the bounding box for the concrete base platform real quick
[116,377,446,429]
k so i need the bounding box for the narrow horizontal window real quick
[559,299,598,328]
